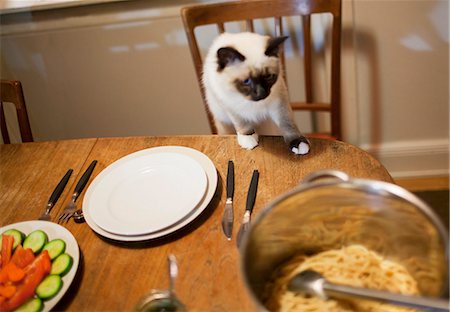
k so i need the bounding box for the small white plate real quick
[83,146,218,242]
[0,220,80,312]
[87,151,207,236]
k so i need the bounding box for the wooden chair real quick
[181,0,342,140]
[0,80,33,144]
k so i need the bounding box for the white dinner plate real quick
[83,146,218,241]
[0,220,80,312]
[87,151,207,236]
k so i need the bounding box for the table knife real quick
[221,160,234,240]
[38,169,73,221]
[237,170,259,248]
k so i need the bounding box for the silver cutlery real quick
[288,270,450,311]
[134,254,186,312]
[38,169,73,221]
[237,169,259,248]
[221,160,234,240]
[58,160,97,223]
[73,209,85,223]
[168,254,178,300]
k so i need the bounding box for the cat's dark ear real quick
[265,36,289,57]
[217,47,246,71]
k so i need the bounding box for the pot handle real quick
[301,170,350,184]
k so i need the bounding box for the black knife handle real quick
[48,169,73,207]
[246,170,259,213]
[74,160,97,199]
[226,160,234,199]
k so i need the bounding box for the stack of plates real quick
[82,146,218,242]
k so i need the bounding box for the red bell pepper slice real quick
[0,285,16,298]
[0,296,7,311]
[10,246,35,269]
[4,250,51,311]
[0,262,25,284]
[0,235,14,269]
[0,245,35,284]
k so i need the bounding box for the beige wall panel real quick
[1,0,448,177]
[353,0,449,144]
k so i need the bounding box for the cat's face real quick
[214,34,288,102]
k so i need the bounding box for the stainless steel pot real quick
[241,170,449,310]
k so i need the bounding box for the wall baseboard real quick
[395,176,449,191]
[360,139,449,178]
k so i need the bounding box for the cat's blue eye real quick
[242,78,251,85]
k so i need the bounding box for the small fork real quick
[58,160,97,223]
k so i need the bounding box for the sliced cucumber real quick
[36,275,62,300]
[42,239,66,260]
[1,229,26,250]
[23,230,48,254]
[50,253,73,276]
[14,297,43,312]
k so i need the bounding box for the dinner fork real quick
[58,160,97,223]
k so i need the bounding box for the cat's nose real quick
[251,85,268,101]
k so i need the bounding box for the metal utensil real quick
[73,209,85,223]
[168,254,178,299]
[221,160,234,240]
[134,254,186,312]
[237,170,259,248]
[288,270,450,311]
[39,169,73,221]
[58,160,97,223]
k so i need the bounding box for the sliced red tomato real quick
[4,250,51,311]
[0,235,14,269]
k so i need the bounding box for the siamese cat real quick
[202,32,310,155]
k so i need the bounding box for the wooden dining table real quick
[0,135,393,311]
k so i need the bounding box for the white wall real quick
[1,0,448,178]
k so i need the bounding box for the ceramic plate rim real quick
[82,146,218,242]
[88,151,207,236]
[0,220,80,312]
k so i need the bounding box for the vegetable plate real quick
[0,221,79,312]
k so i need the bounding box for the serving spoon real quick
[288,270,449,311]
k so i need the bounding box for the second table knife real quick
[237,169,259,248]
[221,160,234,240]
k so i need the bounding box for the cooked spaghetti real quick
[263,245,420,312]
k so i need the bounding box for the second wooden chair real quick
[181,0,342,140]
[0,79,33,144]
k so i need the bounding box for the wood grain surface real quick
[0,136,392,311]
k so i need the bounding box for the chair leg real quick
[0,102,11,144]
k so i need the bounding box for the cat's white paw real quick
[237,133,259,150]
[289,136,310,155]
[292,142,310,155]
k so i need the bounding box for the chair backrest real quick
[0,79,33,144]
[181,0,342,139]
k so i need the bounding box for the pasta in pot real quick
[263,245,420,312]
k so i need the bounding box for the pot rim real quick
[240,170,449,310]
